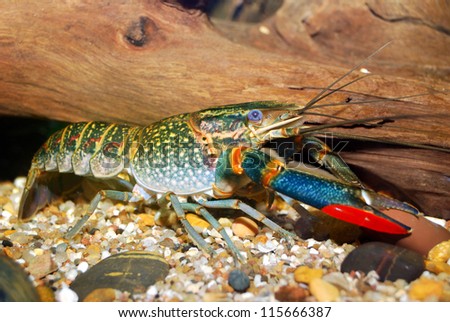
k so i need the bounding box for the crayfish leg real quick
[65,190,134,239]
[197,199,297,242]
[165,194,217,258]
[180,201,245,264]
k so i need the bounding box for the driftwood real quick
[0,0,449,217]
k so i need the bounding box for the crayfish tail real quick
[18,169,53,221]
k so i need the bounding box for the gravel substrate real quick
[0,177,449,302]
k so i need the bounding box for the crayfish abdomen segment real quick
[19,121,134,220]
[32,122,133,177]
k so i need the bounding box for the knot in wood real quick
[125,16,157,47]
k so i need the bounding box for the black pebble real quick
[341,242,425,282]
[228,269,250,292]
[1,240,13,247]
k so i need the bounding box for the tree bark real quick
[0,0,449,217]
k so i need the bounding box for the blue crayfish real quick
[18,48,422,263]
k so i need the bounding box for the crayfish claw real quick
[321,204,412,235]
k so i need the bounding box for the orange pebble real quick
[232,216,259,238]
[186,213,210,232]
[37,285,55,302]
[137,214,155,227]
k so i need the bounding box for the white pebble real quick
[146,285,158,299]
[101,250,111,260]
[307,239,320,248]
[68,251,82,262]
[66,268,78,281]
[16,258,26,265]
[77,261,89,273]
[257,241,277,253]
[186,247,200,257]
[206,280,217,289]
[262,253,278,266]
[186,282,204,293]
[142,237,157,248]
[13,177,26,188]
[207,228,222,239]
[104,230,117,239]
[1,210,12,219]
[364,271,380,287]
[56,285,79,302]
[123,222,136,235]
[234,292,254,301]
[254,274,267,287]
[290,245,301,253]
[59,200,75,213]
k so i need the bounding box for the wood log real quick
[0,1,448,143]
[0,0,449,218]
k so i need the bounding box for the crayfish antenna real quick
[299,41,393,111]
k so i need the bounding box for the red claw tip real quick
[322,204,410,235]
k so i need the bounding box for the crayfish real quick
[18,45,424,263]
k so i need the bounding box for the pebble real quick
[257,240,278,253]
[85,244,102,265]
[0,255,40,301]
[341,242,425,282]
[232,216,259,238]
[77,261,89,273]
[70,251,169,300]
[228,269,250,292]
[36,285,55,302]
[202,292,228,302]
[408,278,446,301]
[322,272,353,291]
[137,214,155,227]
[66,268,78,281]
[294,266,323,284]
[56,285,79,302]
[427,240,450,263]
[8,231,33,244]
[218,217,233,228]
[425,260,450,275]
[186,213,210,233]
[2,239,13,247]
[275,284,308,302]
[26,251,56,279]
[309,278,340,302]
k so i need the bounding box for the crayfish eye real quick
[247,109,263,123]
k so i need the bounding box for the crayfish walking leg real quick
[65,190,134,239]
